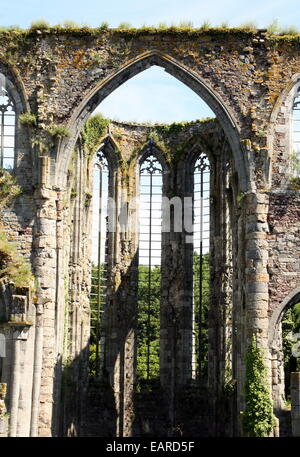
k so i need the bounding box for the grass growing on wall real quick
[0,168,21,208]
[0,168,34,289]
[0,233,34,288]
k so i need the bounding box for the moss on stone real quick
[46,124,71,139]
[0,232,34,288]
[0,23,298,41]
[0,169,21,209]
[0,170,34,289]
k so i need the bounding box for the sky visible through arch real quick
[95,66,214,123]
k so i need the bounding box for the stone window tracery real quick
[193,153,210,379]
[89,150,109,377]
[0,83,16,169]
[137,150,162,382]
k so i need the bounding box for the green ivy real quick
[243,335,275,437]
[82,114,109,158]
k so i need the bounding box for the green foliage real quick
[99,21,109,30]
[193,253,210,377]
[63,20,79,29]
[89,263,107,376]
[289,152,300,189]
[157,22,168,30]
[19,112,37,128]
[137,265,161,380]
[289,177,300,190]
[136,253,210,382]
[220,21,229,29]
[240,21,257,32]
[0,232,34,288]
[90,52,103,65]
[46,124,71,138]
[200,20,212,31]
[236,192,245,204]
[178,21,194,29]
[0,168,21,209]
[267,19,280,34]
[0,20,299,39]
[279,25,299,36]
[0,169,33,289]
[282,304,300,397]
[118,22,132,30]
[243,336,275,437]
[30,19,50,31]
[82,114,109,158]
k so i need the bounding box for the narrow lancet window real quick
[0,83,16,169]
[292,87,300,177]
[138,150,162,382]
[193,153,210,379]
[90,151,109,376]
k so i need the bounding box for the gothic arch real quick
[0,62,29,114]
[55,51,249,191]
[269,73,300,125]
[268,73,300,188]
[0,62,36,184]
[138,140,169,170]
[269,286,300,346]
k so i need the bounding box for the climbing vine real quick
[82,114,109,158]
[243,335,275,437]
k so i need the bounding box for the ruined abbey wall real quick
[0,27,300,436]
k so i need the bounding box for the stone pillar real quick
[33,186,60,436]
[291,372,300,437]
[245,192,270,347]
[8,324,31,436]
[105,168,138,437]
[237,192,270,434]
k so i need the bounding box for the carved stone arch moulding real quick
[268,286,300,347]
[268,73,300,189]
[55,51,249,192]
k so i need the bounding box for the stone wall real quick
[0,27,300,436]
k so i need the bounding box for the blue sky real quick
[2,0,299,123]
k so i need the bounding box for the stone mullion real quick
[160,166,175,391]
[106,167,138,437]
[208,154,223,400]
[233,200,247,436]
[123,168,138,437]
[177,160,193,386]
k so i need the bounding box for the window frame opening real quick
[192,152,211,380]
[89,150,110,378]
[137,143,163,385]
[0,84,16,170]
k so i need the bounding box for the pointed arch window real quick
[89,150,109,376]
[292,86,300,177]
[0,83,16,169]
[193,153,210,379]
[137,150,162,382]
